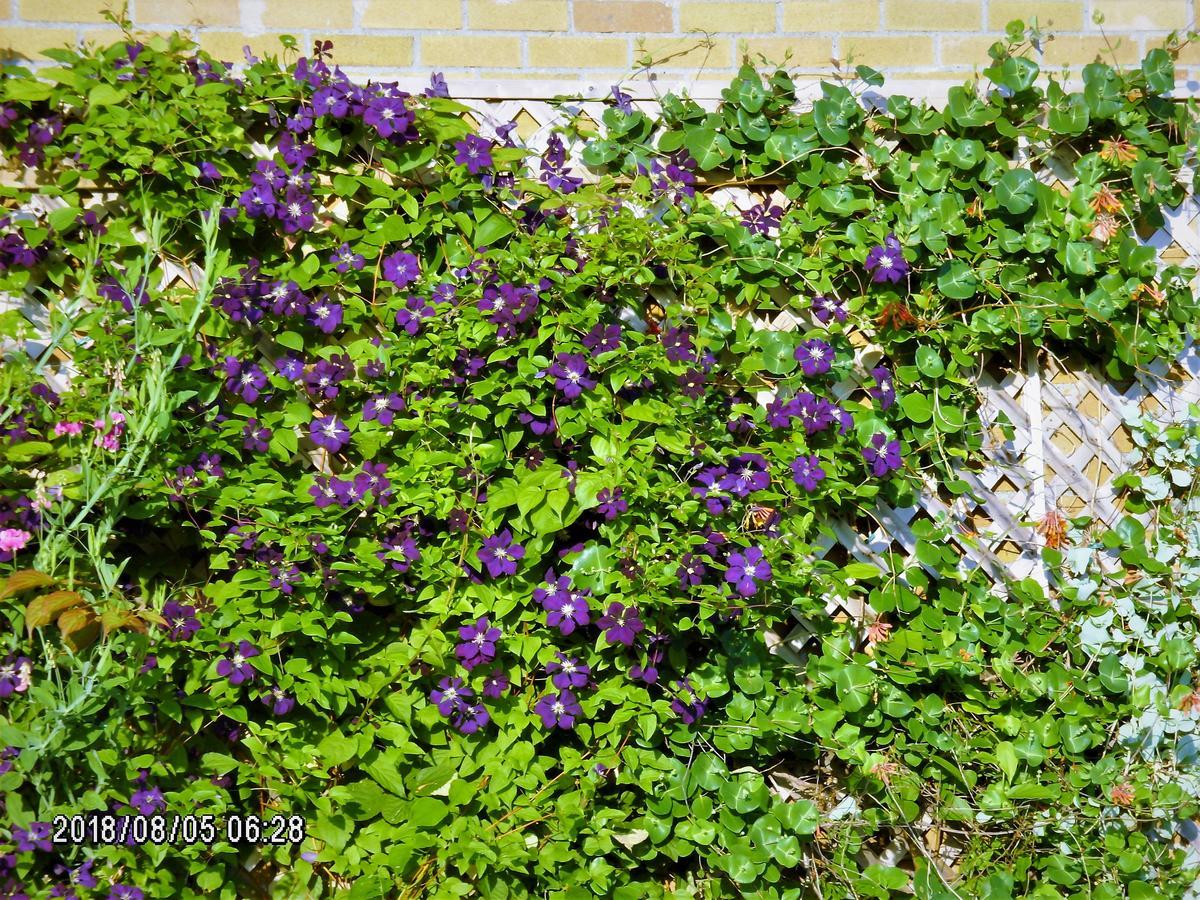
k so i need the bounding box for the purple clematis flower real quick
[863,433,903,476]
[330,242,365,273]
[363,392,406,426]
[812,294,847,324]
[307,296,343,334]
[161,602,200,641]
[719,453,770,498]
[741,203,783,236]
[546,653,590,690]
[131,786,166,815]
[677,553,706,588]
[481,669,510,698]
[670,679,708,725]
[364,95,412,138]
[795,339,834,376]
[243,418,271,452]
[395,295,435,334]
[661,326,694,363]
[455,617,501,671]
[215,640,259,685]
[869,366,896,410]
[596,487,627,521]
[477,530,525,577]
[309,416,350,453]
[725,547,771,597]
[431,677,472,716]
[583,323,621,356]
[791,454,826,492]
[261,686,296,716]
[548,353,596,400]
[865,233,909,284]
[13,821,52,852]
[274,354,305,381]
[454,134,494,174]
[223,356,267,403]
[382,251,420,290]
[454,702,490,734]
[535,690,582,729]
[597,602,644,647]
[535,572,592,635]
[693,466,732,515]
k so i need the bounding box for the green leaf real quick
[855,65,885,87]
[88,84,126,107]
[1141,47,1174,94]
[915,347,945,378]
[937,261,978,300]
[900,393,932,424]
[683,126,733,170]
[1064,242,1096,276]
[995,168,1037,215]
[834,664,875,712]
[474,212,514,247]
[749,330,797,375]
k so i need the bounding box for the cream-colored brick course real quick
[638,35,733,68]
[361,1,465,29]
[782,1,880,31]
[528,36,629,67]
[988,1,1086,30]
[1089,0,1192,31]
[18,0,112,23]
[138,0,243,27]
[840,34,937,68]
[422,35,524,68]
[574,1,675,32]
[0,27,79,60]
[468,1,570,31]
[262,0,356,31]
[737,36,832,67]
[884,0,984,32]
[680,2,778,34]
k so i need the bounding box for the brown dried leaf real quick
[0,569,55,601]
[25,591,86,632]
[58,607,100,653]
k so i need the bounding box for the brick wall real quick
[1,1,1197,89]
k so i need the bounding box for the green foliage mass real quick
[0,19,1198,899]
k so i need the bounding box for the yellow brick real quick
[575,1,674,32]
[941,35,1008,66]
[136,0,242,26]
[262,0,355,31]
[988,1,1085,31]
[422,35,523,68]
[320,35,414,66]
[80,26,138,49]
[680,2,777,33]
[528,36,628,67]
[883,0,983,31]
[0,27,78,60]
[1040,34,1142,65]
[196,31,296,63]
[839,35,936,67]
[737,37,833,68]
[638,36,733,68]
[362,0,463,29]
[468,0,569,30]
[1090,0,1190,30]
[18,0,115,22]
[1172,39,1200,65]
[782,0,879,30]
